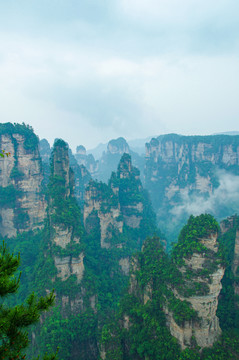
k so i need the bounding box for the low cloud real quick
[171,170,239,221]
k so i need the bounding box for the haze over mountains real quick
[39,131,239,243]
[1,122,239,360]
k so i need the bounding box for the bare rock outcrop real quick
[54,253,84,283]
[166,215,225,349]
[0,123,46,237]
[83,153,146,250]
[84,181,123,248]
[145,134,239,239]
[48,139,85,283]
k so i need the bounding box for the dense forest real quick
[0,123,239,359]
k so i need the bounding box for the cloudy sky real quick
[0,0,239,151]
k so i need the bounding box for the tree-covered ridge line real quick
[171,214,221,266]
[0,123,39,152]
[1,140,161,359]
[149,133,239,147]
[0,123,238,359]
[0,124,45,235]
[101,214,239,359]
[144,130,239,245]
[4,213,239,360]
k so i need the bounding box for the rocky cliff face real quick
[47,139,85,289]
[84,181,123,249]
[39,138,51,164]
[167,215,225,349]
[69,149,91,208]
[167,234,224,348]
[84,153,152,251]
[39,138,51,187]
[106,216,225,359]
[87,137,144,183]
[145,134,239,241]
[220,216,239,299]
[84,153,158,281]
[107,137,130,155]
[74,145,99,178]
[0,123,46,237]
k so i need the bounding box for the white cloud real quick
[171,170,239,220]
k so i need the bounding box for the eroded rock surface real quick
[0,124,46,237]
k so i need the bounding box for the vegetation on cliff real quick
[102,214,239,360]
[217,216,239,331]
[1,125,239,359]
[0,122,39,152]
[145,134,239,244]
[172,214,220,265]
[0,239,55,360]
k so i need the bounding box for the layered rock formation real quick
[84,180,123,249]
[84,153,154,251]
[0,123,46,237]
[145,134,239,240]
[167,215,225,349]
[105,215,225,359]
[168,242,224,348]
[47,139,85,288]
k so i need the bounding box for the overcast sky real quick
[0,0,239,151]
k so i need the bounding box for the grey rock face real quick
[0,126,46,237]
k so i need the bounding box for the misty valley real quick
[0,122,239,360]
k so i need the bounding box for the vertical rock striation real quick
[145,134,239,240]
[47,139,85,287]
[0,123,46,237]
[84,153,155,251]
[168,215,225,349]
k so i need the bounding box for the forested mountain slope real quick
[1,123,239,360]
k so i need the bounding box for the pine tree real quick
[0,242,56,360]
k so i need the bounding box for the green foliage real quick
[172,214,220,266]
[217,217,239,331]
[201,331,239,359]
[0,241,56,360]
[0,185,18,207]
[0,123,39,152]
[10,166,24,181]
[145,134,239,244]
[102,237,199,359]
[38,308,98,360]
[86,180,119,213]
[0,150,11,158]
[48,173,83,236]
[14,209,30,230]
